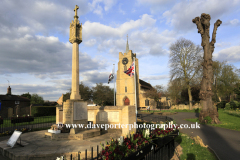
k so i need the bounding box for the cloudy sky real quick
[0,0,239,101]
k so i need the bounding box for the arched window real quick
[125,87,127,92]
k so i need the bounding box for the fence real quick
[0,115,55,133]
[63,129,178,160]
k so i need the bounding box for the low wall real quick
[87,105,136,136]
[171,103,202,110]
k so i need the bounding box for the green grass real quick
[223,110,240,117]
[175,132,217,160]
[0,116,56,128]
[185,109,240,131]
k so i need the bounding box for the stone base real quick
[45,129,101,140]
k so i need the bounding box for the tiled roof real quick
[0,95,30,101]
[139,79,153,89]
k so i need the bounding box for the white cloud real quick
[88,0,117,16]
[149,44,169,56]
[103,0,117,11]
[162,0,240,32]
[230,19,240,25]
[223,19,240,26]
[0,0,90,36]
[216,42,232,48]
[84,39,97,47]
[0,34,106,77]
[140,75,170,81]
[214,46,240,63]
[83,14,156,41]
[93,4,103,16]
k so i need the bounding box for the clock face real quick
[122,58,128,65]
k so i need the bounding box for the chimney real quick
[7,86,11,95]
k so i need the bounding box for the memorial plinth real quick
[63,99,88,133]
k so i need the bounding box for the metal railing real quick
[0,116,55,134]
[63,133,177,160]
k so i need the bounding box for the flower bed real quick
[100,128,179,160]
[11,116,34,124]
[152,128,179,147]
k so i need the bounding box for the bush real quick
[204,116,212,124]
[225,103,231,110]
[32,106,56,117]
[229,101,239,110]
[216,100,227,108]
[194,108,200,113]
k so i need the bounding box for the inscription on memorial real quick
[99,112,108,121]
[108,111,119,122]
[74,102,87,120]
[64,103,73,123]
[88,112,95,121]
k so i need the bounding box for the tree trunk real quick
[187,85,193,110]
[193,13,221,124]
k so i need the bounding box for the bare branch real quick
[211,19,222,45]
[192,17,204,35]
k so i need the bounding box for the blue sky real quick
[0,0,239,101]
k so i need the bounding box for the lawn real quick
[185,109,240,131]
[175,132,217,160]
[0,116,56,128]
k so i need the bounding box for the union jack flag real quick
[124,61,134,77]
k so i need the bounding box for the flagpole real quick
[134,57,137,123]
[113,64,115,106]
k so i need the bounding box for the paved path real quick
[139,112,240,160]
[0,130,121,160]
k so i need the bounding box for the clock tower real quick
[116,35,139,107]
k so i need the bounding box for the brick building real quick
[0,86,30,118]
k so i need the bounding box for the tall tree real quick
[169,38,203,109]
[216,64,240,101]
[79,81,93,101]
[181,84,201,104]
[192,13,222,124]
[62,82,93,102]
[92,83,114,106]
[31,94,44,104]
[63,92,70,102]
[167,78,185,105]
[212,60,225,102]
[21,92,31,100]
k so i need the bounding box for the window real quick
[125,87,127,92]
[15,101,20,104]
[145,99,149,106]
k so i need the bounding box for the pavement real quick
[0,130,121,160]
[139,112,240,160]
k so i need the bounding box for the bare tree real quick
[169,38,203,109]
[167,77,185,105]
[192,13,222,124]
